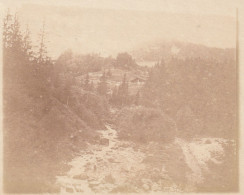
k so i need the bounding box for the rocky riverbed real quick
[56,125,236,193]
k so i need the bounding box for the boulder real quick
[100,138,109,146]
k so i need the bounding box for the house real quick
[130,76,146,85]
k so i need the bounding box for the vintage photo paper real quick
[0,0,243,194]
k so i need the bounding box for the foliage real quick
[116,52,137,69]
[141,55,236,139]
[115,106,177,143]
[110,73,134,106]
[2,11,110,193]
[97,71,108,96]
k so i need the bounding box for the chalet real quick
[130,76,146,85]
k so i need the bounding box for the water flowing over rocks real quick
[56,125,236,193]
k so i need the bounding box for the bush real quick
[115,106,177,143]
[68,88,109,129]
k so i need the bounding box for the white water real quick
[56,125,234,193]
[56,124,146,193]
[175,137,234,186]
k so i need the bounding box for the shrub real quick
[115,106,177,143]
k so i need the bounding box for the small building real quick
[130,77,146,85]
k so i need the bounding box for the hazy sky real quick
[1,0,240,16]
[1,0,239,58]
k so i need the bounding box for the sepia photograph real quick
[0,0,243,194]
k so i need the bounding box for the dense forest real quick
[3,11,238,193]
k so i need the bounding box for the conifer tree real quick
[22,24,33,61]
[35,20,53,90]
[111,85,118,105]
[3,12,26,81]
[135,90,140,105]
[97,71,107,96]
[117,73,129,105]
[12,13,22,52]
[3,10,13,74]
[107,68,112,77]
[36,21,48,64]
[84,73,90,90]
[3,9,13,50]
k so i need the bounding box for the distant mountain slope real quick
[132,41,235,64]
[18,5,235,57]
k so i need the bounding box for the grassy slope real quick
[3,82,107,193]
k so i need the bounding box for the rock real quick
[108,158,115,163]
[66,187,74,193]
[73,174,88,180]
[104,174,115,184]
[152,183,160,191]
[143,184,150,191]
[100,138,109,146]
[205,139,211,144]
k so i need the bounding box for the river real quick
[56,125,235,193]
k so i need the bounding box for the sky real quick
[0,0,239,58]
[1,0,241,16]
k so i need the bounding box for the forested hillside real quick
[3,12,109,193]
[141,56,237,138]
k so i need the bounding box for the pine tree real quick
[63,75,73,105]
[3,10,13,73]
[3,9,13,49]
[117,73,129,105]
[100,71,106,81]
[12,13,22,52]
[36,20,49,64]
[22,24,33,61]
[3,12,26,82]
[122,74,129,95]
[135,90,140,105]
[107,68,112,77]
[35,21,53,88]
[111,85,118,105]
[97,72,107,96]
[84,73,90,90]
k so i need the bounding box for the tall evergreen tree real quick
[22,24,33,61]
[12,13,22,52]
[3,12,26,82]
[107,68,112,77]
[110,85,118,105]
[34,20,54,91]
[3,9,13,50]
[84,73,90,90]
[36,21,48,64]
[97,71,107,96]
[117,73,129,105]
[134,90,140,105]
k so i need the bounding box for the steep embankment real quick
[3,83,108,193]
